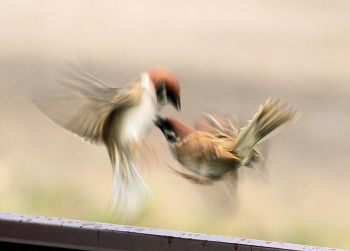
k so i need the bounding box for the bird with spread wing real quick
[155,99,299,184]
[33,63,181,220]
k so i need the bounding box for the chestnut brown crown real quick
[155,116,195,143]
[147,66,181,111]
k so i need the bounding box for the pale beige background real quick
[1,1,350,249]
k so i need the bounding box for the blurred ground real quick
[1,0,350,249]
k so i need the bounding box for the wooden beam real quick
[0,212,346,251]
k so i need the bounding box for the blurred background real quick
[1,0,350,249]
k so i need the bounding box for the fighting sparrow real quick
[155,99,299,184]
[33,63,181,219]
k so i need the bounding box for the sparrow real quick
[155,99,299,184]
[33,63,181,219]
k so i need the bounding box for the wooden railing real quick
[0,212,346,251]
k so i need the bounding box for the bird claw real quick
[167,164,211,185]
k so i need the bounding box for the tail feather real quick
[109,152,154,221]
[234,98,299,161]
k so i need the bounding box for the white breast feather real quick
[120,74,158,144]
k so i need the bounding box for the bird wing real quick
[194,113,240,152]
[194,113,238,137]
[32,62,141,144]
[235,98,299,161]
[33,62,154,220]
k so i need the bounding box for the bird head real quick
[155,116,195,143]
[147,66,181,111]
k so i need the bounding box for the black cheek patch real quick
[156,83,166,103]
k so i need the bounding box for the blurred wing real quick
[195,113,240,151]
[32,63,139,144]
[195,113,238,137]
[235,98,299,160]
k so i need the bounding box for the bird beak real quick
[169,95,181,112]
[154,115,166,129]
[154,115,178,143]
[175,99,181,112]
[165,88,181,112]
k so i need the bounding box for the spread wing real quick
[235,98,299,160]
[194,113,238,137]
[32,62,141,144]
[194,113,240,151]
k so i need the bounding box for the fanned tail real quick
[234,98,300,162]
[109,151,154,221]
